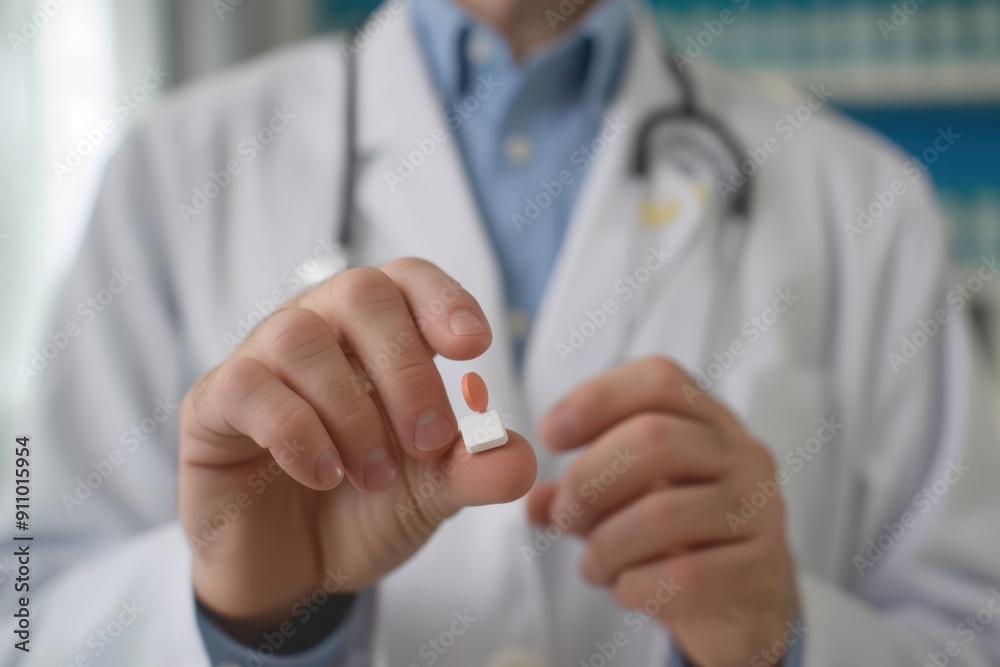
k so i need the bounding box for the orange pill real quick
[462,372,489,413]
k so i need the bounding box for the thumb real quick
[439,430,537,510]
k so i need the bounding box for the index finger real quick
[541,356,738,451]
[379,257,492,360]
[297,260,492,460]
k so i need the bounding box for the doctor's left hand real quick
[528,357,801,667]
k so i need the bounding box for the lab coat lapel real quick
[352,9,523,424]
[522,8,698,436]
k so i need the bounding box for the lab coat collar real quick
[522,1,689,424]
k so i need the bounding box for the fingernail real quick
[412,410,456,453]
[363,446,397,490]
[315,448,345,488]
[449,309,488,336]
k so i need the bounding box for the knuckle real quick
[333,266,400,311]
[321,372,368,405]
[380,353,440,393]
[263,308,333,363]
[324,377,380,426]
[187,365,220,413]
[382,256,438,277]
[217,356,270,406]
[259,398,314,446]
[644,492,677,527]
[336,397,383,435]
[628,413,670,451]
[644,356,683,392]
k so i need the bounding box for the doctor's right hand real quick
[177,258,536,642]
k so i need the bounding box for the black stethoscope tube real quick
[335,33,752,249]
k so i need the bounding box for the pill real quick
[460,409,508,454]
[462,372,489,413]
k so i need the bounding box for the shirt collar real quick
[411,0,631,110]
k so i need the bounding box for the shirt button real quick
[509,308,529,340]
[504,135,534,165]
[467,33,494,64]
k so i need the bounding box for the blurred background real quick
[2,0,999,434]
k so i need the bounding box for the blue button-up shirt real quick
[198,1,804,665]
[412,0,631,365]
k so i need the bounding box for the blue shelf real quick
[838,103,1000,192]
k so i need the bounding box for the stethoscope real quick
[330,32,754,369]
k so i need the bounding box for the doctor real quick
[10,0,1000,666]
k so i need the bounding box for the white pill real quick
[460,408,509,454]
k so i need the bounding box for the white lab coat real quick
[6,2,1000,666]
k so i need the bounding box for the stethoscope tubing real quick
[334,31,752,373]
